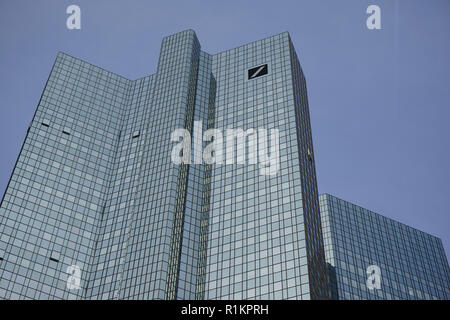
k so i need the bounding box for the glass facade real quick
[320,194,450,300]
[200,32,327,300]
[0,30,329,299]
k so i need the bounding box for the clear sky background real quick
[1,0,449,258]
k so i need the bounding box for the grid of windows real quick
[320,194,450,300]
[178,51,214,299]
[288,37,328,299]
[0,30,207,300]
[0,52,131,299]
[86,74,156,299]
[203,32,327,300]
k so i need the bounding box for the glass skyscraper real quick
[320,194,449,300]
[1,29,448,301]
[0,30,328,300]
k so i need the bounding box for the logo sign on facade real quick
[248,64,268,80]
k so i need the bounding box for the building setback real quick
[0,30,329,300]
[320,194,449,300]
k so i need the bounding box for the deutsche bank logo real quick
[248,64,268,80]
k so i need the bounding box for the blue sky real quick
[1,0,449,258]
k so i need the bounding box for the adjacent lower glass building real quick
[320,194,449,300]
[0,30,329,299]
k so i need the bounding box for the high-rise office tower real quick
[0,30,329,300]
[319,194,450,300]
